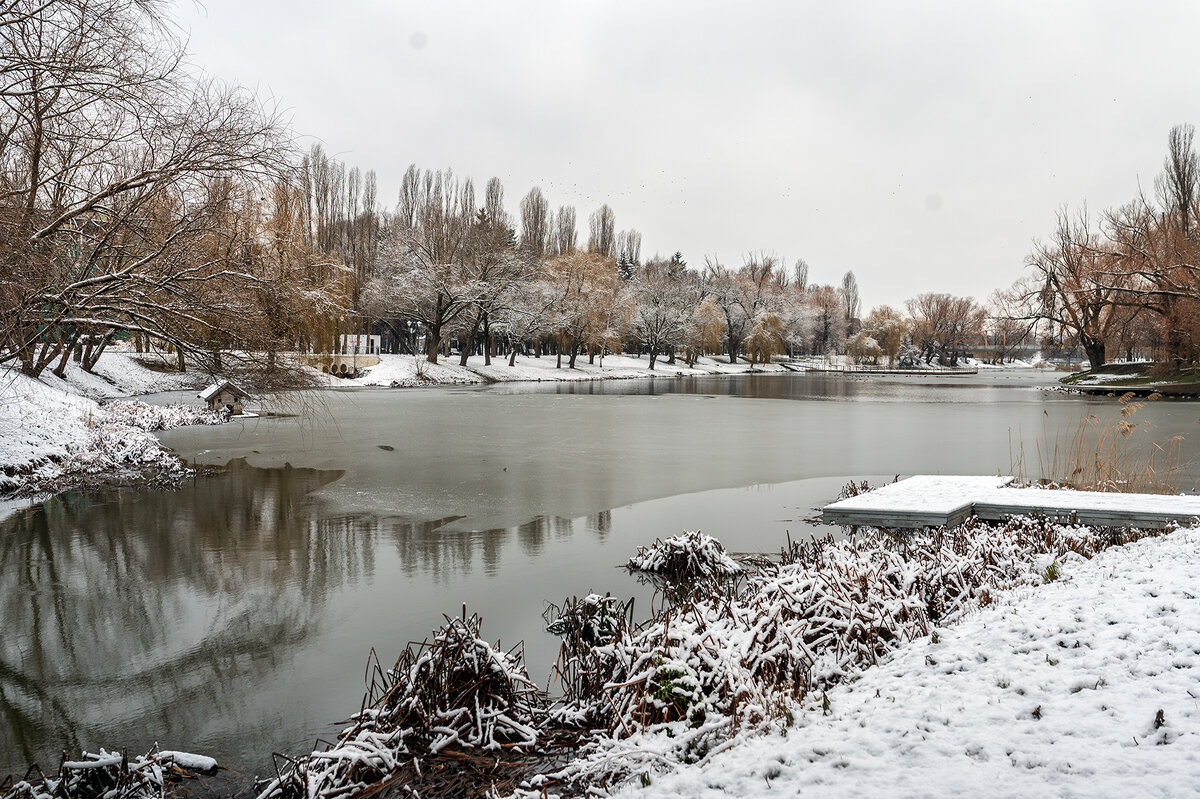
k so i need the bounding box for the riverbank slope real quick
[628,525,1200,798]
[0,370,224,500]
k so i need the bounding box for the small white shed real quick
[199,380,251,415]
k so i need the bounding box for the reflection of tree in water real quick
[0,464,373,777]
[0,463,626,776]
[386,514,599,579]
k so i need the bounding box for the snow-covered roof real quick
[198,380,250,401]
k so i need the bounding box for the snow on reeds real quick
[0,748,215,799]
[626,531,742,597]
[241,516,1166,797]
[256,611,542,799]
[540,516,1160,792]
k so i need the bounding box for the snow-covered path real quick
[629,528,1200,798]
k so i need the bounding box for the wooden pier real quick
[822,475,1200,530]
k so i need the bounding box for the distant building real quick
[199,380,251,415]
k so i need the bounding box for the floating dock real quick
[822,475,1200,530]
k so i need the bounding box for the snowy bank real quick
[0,371,225,497]
[330,352,789,388]
[626,526,1200,799]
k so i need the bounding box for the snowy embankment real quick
[334,353,789,388]
[0,370,224,497]
[630,527,1200,799]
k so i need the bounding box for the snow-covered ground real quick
[25,345,213,399]
[627,526,1200,799]
[334,352,790,388]
[0,369,224,497]
[9,344,1045,398]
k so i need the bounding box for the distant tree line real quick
[14,1,1187,382]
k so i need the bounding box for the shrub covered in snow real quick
[97,400,225,431]
[257,612,542,799]
[627,530,742,583]
[1,747,215,799]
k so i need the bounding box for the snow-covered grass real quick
[332,352,789,388]
[26,344,213,399]
[628,525,1200,798]
[0,370,224,497]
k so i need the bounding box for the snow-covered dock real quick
[823,474,1200,529]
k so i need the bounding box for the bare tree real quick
[364,168,474,363]
[1019,206,1126,369]
[841,270,861,323]
[519,186,550,259]
[587,204,616,257]
[1157,124,1198,235]
[483,176,506,226]
[905,292,984,366]
[0,0,297,380]
[793,258,810,290]
[630,257,695,369]
[702,253,782,363]
[616,228,642,276]
[553,205,577,255]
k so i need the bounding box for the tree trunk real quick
[52,333,78,378]
[426,327,441,363]
[1083,338,1105,370]
[649,349,657,370]
[82,333,113,372]
[483,314,492,366]
[459,313,482,366]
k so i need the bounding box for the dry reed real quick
[1010,393,1191,494]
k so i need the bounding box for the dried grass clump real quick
[1,748,199,799]
[754,541,929,687]
[627,530,741,584]
[544,594,636,720]
[257,611,543,799]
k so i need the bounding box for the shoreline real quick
[8,515,1184,798]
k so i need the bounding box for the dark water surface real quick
[3,370,1199,777]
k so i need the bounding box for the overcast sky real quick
[181,0,1200,310]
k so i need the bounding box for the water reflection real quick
[0,464,357,776]
[0,464,856,778]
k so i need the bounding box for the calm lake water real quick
[3,370,1199,776]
